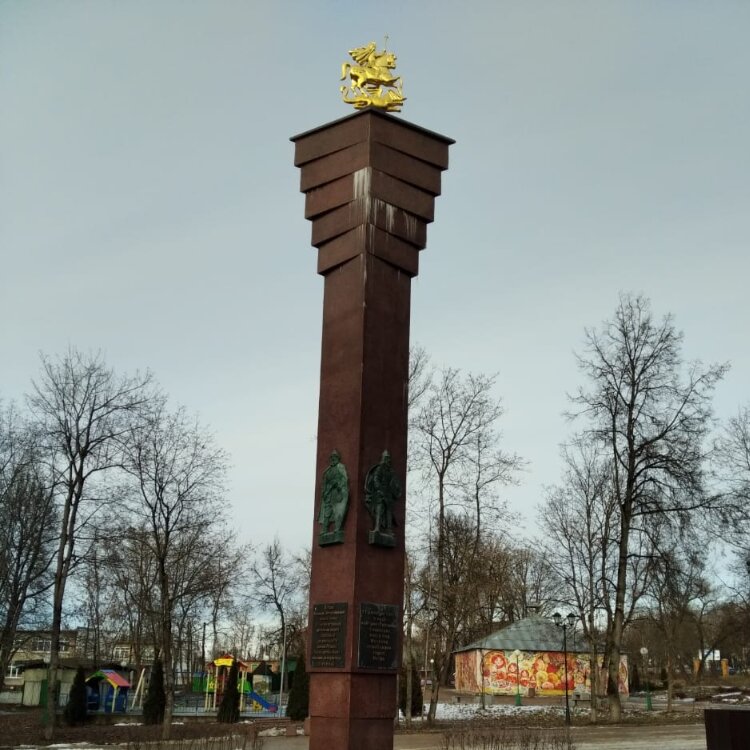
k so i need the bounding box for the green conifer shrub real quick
[63,667,88,726]
[217,660,240,723]
[398,660,423,718]
[286,655,309,721]
[143,659,166,725]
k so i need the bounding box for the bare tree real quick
[417,515,534,717]
[121,398,228,739]
[540,441,616,721]
[251,539,303,703]
[402,548,420,727]
[204,535,248,664]
[27,349,152,737]
[718,406,750,497]
[461,430,521,553]
[541,439,662,719]
[408,345,432,411]
[570,294,727,719]
[717,405,750,553]
[416,513,481,693]
[286,548,311,659]
[647,548,709,710]
[692,589,739,681]
[108,527,161,674]
[403,345,434,722]
[0,405,57,691]
[412,368,515,721]
[223,604,257,660]
[501,546,557,622]
[74,528,130,663]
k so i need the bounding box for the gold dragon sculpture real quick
[340,41,405,112]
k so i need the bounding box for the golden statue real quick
[340,41,405,112]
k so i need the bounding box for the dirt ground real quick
[257,724,708,750]
[0,707,278,748]
[0,705,708,750]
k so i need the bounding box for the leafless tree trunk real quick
[403,550,416,726]
[206,543,245,661]
[649,547,710,712]
[570,294,727,720]
[0,406,57,692]
[408,346,432,412]
[28,349,152,738]
[717,405,750,543]
[122,398,228,739]
[540,441,615,723]
[413,368,510,722]
[251,539,303,705]
[109,528,160,677]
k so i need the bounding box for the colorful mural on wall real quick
[454,649,628,697]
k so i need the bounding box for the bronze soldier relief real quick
[318,450,350,546]
[364,450,401,547]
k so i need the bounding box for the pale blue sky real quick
[1,1,748,553]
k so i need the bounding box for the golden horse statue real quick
[340,42,405,112]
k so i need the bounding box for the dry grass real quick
[440,724,575,750]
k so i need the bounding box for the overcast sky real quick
[1,1,748,555]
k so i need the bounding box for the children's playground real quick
[196,654,285,716]
[81,654,289,717]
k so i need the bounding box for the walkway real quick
[262,722,707,750]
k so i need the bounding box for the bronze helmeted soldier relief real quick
[364,450,401,547]
[318,450,349,546]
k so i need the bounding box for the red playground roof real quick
[88,669,130,688]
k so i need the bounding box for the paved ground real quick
[262,722,707,750]
[572,722,706,749]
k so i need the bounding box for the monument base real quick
[309,672,397,750]
[368,530,396,548]
[319,530,345,546]
[705,707,750,749]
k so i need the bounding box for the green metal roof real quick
[455,616,589,654]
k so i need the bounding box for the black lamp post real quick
[640,646,652,710]
[511,649,522,706]
[553,612,576,726]
[201,622,207,675]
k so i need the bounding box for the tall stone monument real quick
[291,43,452,750]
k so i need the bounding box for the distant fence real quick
[171,705,285,719]
[127,692,286,719]
[0,691,22,705]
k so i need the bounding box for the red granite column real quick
[292,109,452,750]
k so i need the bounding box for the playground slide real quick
[247,690,278,712]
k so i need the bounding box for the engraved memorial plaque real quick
[357,602,399,670]
[311,602,347,668]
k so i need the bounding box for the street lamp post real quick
[640,647,652,710]
[429,657,435,704]
[279,621,287,715]
[553,612,576,726]
[511,649,522,706]
[480,651,486,710]
[201,622,207,675]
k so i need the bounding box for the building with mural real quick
[454,615,628,697]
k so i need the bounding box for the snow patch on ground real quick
[439,703,561,720]
[258,727,282,737]
[403,703,565,723]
